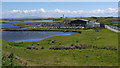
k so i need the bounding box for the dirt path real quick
[105,25,120,33]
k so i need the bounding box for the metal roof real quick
[71,19,89,22]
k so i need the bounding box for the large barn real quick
[68,19,105,28]
[68,19,89,27]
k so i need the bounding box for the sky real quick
[2,0,120,2]
[2,2,119,18]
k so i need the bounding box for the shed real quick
[86,20,100,28]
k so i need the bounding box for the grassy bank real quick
[3,28,84,33]
[2,28,118,66]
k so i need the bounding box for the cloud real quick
[2,8,118,18]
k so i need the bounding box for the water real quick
[1,31,78,42]
[109,25,120,29]
[20,27,28,29]
[1,20,57,23]
[0,23,20,28]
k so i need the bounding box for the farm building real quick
[86,20,100,28]
[69,19,105,28]
[86,20,105,28]
[35,19,105,28]
[68,19,89,27]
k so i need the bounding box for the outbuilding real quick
[86,20,105,28]
[68,19,89,27]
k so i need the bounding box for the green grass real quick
[2,29,118,66]
[0,40,2,67]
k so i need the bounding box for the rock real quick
[104,46,112,50]
[112,46,117,50]
[41,46,44,49]
[86,56,89,58]
[70,46,75,50]
[32,43,34,45]
[71,44,74,46]
[27,46,35,50]
[59,42,61,45]
[76,40,79,43]
[37,43,39,45]
[64,45,71,50]
[25,62,27,66]
[51,40,55,43]
[36,47,38,50]
[93,45,98,49]
[75,45,82,49]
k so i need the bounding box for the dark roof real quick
[71,19,89,22]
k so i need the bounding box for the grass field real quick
[0,40,2,67]
[2,28,118,66]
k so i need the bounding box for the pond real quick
[0,23,20,28]
[1,31,79,42]
[1,20,58,23]
[109,25,120,29]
